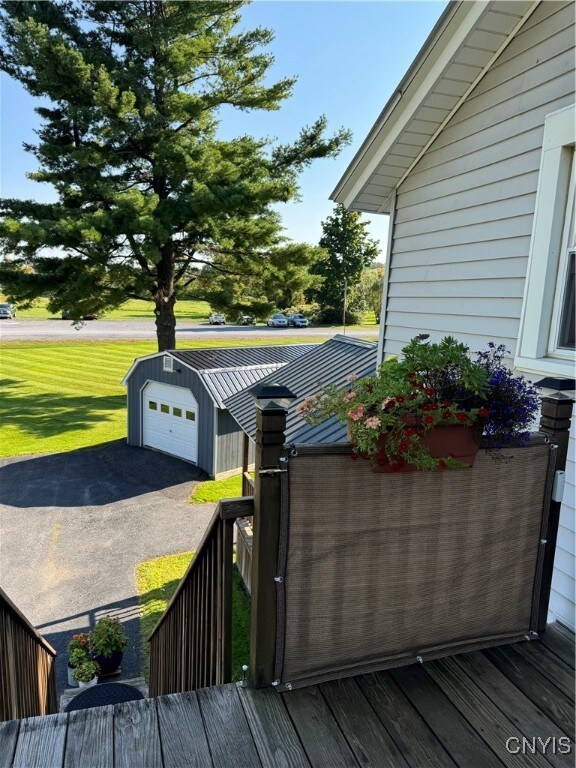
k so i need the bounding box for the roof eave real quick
[331,0,538,213]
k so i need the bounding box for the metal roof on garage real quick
[223,335,378,445]
[122,344,318,407]
[171,344,316,370]
[199,364,286,408]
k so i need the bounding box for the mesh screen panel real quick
[275,439,554,688]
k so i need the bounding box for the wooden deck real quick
[2,624,573,767]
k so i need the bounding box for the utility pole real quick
[342,277,348,335]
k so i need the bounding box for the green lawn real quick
[0,338,324,457]
[191,474,243,503]
[135,550,250,682]
[5,297,211,321]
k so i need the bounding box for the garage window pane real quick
[160,404,169,414]
[148,401,157,411]
[186,410,196,421]
[173,407,182,417]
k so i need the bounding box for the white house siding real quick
[549,404,575,630]
[383,2,575,629]
[384,0,575,357]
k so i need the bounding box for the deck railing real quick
[242,471,254,496]
[148,497,254,697]
[0,587,57,721]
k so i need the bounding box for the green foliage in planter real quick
[72,658,100,683]
[90,616,128,658]
[299,335,493,471]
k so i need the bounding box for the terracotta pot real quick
[348,415,480,473]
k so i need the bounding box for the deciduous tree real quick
[309,204,380,323]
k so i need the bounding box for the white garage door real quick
[142,381,198,463]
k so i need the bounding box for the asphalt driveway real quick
[0,441,215,696]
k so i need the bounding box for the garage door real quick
[142,381,198,463]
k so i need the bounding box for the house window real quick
[163,356,174,373]
[516,104,576,377]
[148,401,157,410]
[173,407,182,417]
[557,251,575,350]
[160,403,169,414]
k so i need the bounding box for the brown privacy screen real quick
[274,435,556,690]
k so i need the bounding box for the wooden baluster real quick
[537,391,574,633]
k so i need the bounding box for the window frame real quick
[516,104,576,378]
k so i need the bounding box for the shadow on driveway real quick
[0,441,207,508]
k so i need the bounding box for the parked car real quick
[266,313,288,328]
[0,303,15,319]
[209,313,226,325]
[236,314,256,325]
[287,313,310,328]
[61,310,99,320]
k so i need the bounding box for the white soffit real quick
[331,0,538,214]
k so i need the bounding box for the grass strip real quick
[191,474,243,504]
[135,550,250,682]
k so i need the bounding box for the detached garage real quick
[122,344,316,478]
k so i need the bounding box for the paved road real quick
[0,317,379,342]
[0,442,215,696]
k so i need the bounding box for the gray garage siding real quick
[126,356,216,475]
[215,409,254,477]
[384,0,575,356]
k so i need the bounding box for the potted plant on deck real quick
[72,658,100,688]
[67,632,91,687]
[89,616,128,675]
[299,335,540,472]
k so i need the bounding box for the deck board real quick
[390,662,503,768]
[114,699,162,768]
[197,683,261,768]
[64,705,113,768]
[426,657,552,768]
[4,626,574,768]
[238,685,311,768]
[319,676,411,768]
[539,624,575,669]
[281,685,358,768]
[0,721,20,768]
[156,691,213,768]
[12,713,67,768]
[453,650,573,762]
[484,645,575,735]
[356,671,457,767]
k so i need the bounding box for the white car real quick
[0,303,15,319]
[266,313,288,328]
[209,313,226,325]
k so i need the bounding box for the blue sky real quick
[0,0,447,257]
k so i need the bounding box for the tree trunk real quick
[154,293,176,351]
[154,247,176,351]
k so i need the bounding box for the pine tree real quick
[0,1,350,349]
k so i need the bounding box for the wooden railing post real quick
[249,403,287,688]
[537,391,574,633]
